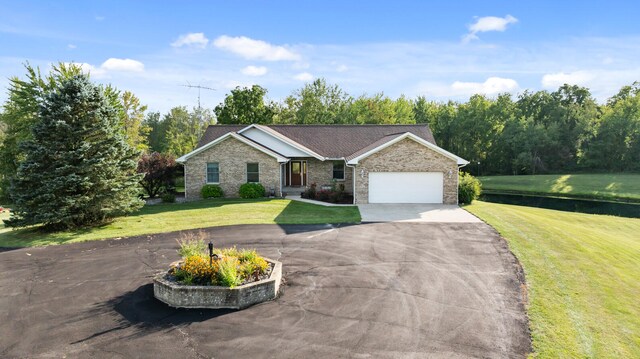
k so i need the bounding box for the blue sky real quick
[1,0,639,113]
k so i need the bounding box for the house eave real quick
[238,124,325,160]
[345,132,469,166]
[176,132,289,163]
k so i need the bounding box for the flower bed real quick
[153,235,282,309]
[301,182,354,204]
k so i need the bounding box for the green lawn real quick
[0,199,360,248]
[465,201,640,358]
[478,173,640,202]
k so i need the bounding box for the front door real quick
[291,161,302,186]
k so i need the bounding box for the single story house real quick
[176,124,469,204]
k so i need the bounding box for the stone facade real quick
[354,138,459,204]
[304,159,353,193]
[184,137,281,200]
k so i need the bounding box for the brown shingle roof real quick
[196,124,437,158]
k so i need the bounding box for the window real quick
[247,163,260,183]
[332,161,345,180]
[206,163,219,183]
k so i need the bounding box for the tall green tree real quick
[413,96,439,125]
[5,75,143,229]
[277,78,353,124]
[0,63,84,200]
[348,93,397,124]
[165,106,214,156]
[215,85,274,124]
[143,111,167,153]
[581,83,640,171]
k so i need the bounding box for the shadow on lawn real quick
[72,283,233,344]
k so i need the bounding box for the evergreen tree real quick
[5,75,143,229]
[0,62,84,201]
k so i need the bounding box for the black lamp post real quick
[208,241,214,266]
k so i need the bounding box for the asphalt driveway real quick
[0,222,530,358]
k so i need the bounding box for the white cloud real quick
[451,77,519,95]
[213,35,300,61]
[541,71,593,88]
[95,16,105,21]
[464,15,518,42]
[171,32,209,49]
[293,72,314,81]
[67,44,76,49]
[100,58,145,72]
[336,64,348,72]
[241,65,268,76]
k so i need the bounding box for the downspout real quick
[345,159,357,205]
[183,163,187,201]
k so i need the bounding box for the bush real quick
[239,182,265,199]
[302,182,317,199]
[174,254,219,285]
[458,172,482,204]
[316,189,331,201]
[201,184,224,199]
[161,193,176,203]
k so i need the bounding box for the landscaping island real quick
[154,258,282,309]
[154,238,282,309]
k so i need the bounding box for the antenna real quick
[181,81,216,113]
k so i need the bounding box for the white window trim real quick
[246,162,260,183]
[206,162,220,184]
[332,161,345,181]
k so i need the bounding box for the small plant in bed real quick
[171,235,271,288]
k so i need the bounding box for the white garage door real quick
[369,172,443,203]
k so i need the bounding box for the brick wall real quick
[184,137,281,200]
[354,138,459,204]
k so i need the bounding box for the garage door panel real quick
[369,172,443,203]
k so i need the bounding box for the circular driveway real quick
[0,222,530,358]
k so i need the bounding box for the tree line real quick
[2,64,639,203]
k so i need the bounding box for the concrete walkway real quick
[287,194,356,207]
[358,203,482,223]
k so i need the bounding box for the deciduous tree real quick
[138,152,177,198]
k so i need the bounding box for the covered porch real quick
[280,158,354,195]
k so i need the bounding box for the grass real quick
[0,198,360,248]
[478,173,640,202]
[465,201,640,358]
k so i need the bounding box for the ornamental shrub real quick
[239,182,265,199]
[137,152,177,198]
[174,254,219,285]
[458,172,482,204]
[201,184,224,198]
[161,193,176,203]
[217,257,242,287]
[302,182,317,199]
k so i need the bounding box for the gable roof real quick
[238,124,324,159]
[184,123,468,166]
[177,132,288,163]
[196,124,437,158]
[345,132,469,165]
